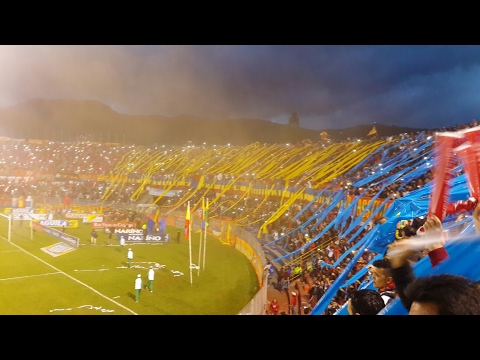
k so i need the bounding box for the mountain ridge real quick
[0,99,427,145]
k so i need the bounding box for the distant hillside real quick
[0,99,427,146]
[322,123,426,141]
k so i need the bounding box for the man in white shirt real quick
[127,248,133,268]
[147,266,154,292]
[135,274,143,302]
[120,236,126,253]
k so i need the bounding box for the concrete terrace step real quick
[265,244,289,259]
[263,244,291,272]
[246,227,290,272]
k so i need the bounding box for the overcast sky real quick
[1,45,480,130]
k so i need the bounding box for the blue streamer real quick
[263,189,335,247]
[319,232,369,269]
[272,191,348,263]
[310,235,376,315]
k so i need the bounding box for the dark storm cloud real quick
[1,45,480,130]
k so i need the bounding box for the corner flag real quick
[185,202,190,239]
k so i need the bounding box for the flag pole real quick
[197,197,204,276]
[186,201,193,286]
[203,198,208,270]
[30,214,33,240]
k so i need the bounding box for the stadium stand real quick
[2,119,480,314]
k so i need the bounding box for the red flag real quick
[184,202,191,239]
[429,132,461,220]
[62,194,72,205]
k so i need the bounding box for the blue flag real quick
[160,217,166,234]
[147,217,155,234]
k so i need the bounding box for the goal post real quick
[0,213,12,242]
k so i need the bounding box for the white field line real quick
[0,272,62,281]
[0,236,138,315]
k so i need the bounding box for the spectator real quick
[368,258,396,305]
[303,305,312,315]
[388,214,449,268]
[308,280,325,307]
[387,218,427,265]
[347,289,385,315]
[387,214,480,314]
[290,291,298,315]
[264,261,274,285]
[269,298,280,315]
[282,265,291,292]
[325,300,340,315]
[405,274,480,315]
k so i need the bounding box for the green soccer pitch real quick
[0,216,259,315]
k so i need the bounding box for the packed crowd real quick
[0,126,438,209]
[264,120,480,315]
[0,120,468,216]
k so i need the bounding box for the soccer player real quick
[127,248,133,268]
[120,235,126,253]
[147,266,154,292]
[135,274,142,302]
